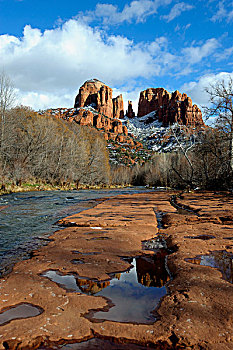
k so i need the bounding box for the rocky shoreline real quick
[0,191,233,349]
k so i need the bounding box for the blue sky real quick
[0,0,233,112]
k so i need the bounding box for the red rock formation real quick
[74,79,124,119]
[126,101,135,119]
[138,88,204,127]
[42,107,130,143]
[74,79,114,118]
[113,94,124,119]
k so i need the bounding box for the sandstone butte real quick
[41,79,204,145]
[0,191,233,349]
[137,88,204,127]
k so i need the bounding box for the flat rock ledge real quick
[0,192,233,349]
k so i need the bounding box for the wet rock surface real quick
[0,191,233,349]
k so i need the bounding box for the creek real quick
[0,188,152,276]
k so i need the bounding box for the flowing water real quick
[0,188,152,276]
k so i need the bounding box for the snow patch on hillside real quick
[122,112,196,152]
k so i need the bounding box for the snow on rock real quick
[122,111,200,153]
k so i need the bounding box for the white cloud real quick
[162,2,194,22]
[215,46,233,61]
[181,38,220,65]
[1,20,187,110]
[211,1,233,22]
[0,19,221,110]
[113,87,140,113]
[16,90,74,110]
[180,71,233,108]
[1,21,165,109]
[79,0,172,25]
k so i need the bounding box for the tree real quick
[0,72,15,156]
[204,75,233,171]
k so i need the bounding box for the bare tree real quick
[0,72,15,152]
[204,75,233,171]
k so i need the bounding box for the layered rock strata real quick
[137,88,204,127]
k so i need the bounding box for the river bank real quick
[0,181,134,196]
[0,188,152,278]
[0,191,233,349]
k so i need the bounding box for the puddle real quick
[184,235,215,240]
[71,259,85,264]
[185,250,233,283]
[42,252,170,324]
[39,338,157,349]
[0,303,43,326]
[42,270,83,293]
[88,253,170,324]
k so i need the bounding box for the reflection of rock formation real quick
[185,258,201,265]
[75,272,122,295]
[76,278,111,295]
[136,252,170,287]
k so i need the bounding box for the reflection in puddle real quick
[0,303,43,326]
[185,250,233,283]
[92,254,169,323]
[42,252,170,324]
[42,270,83,292]
[184,235,215,240]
